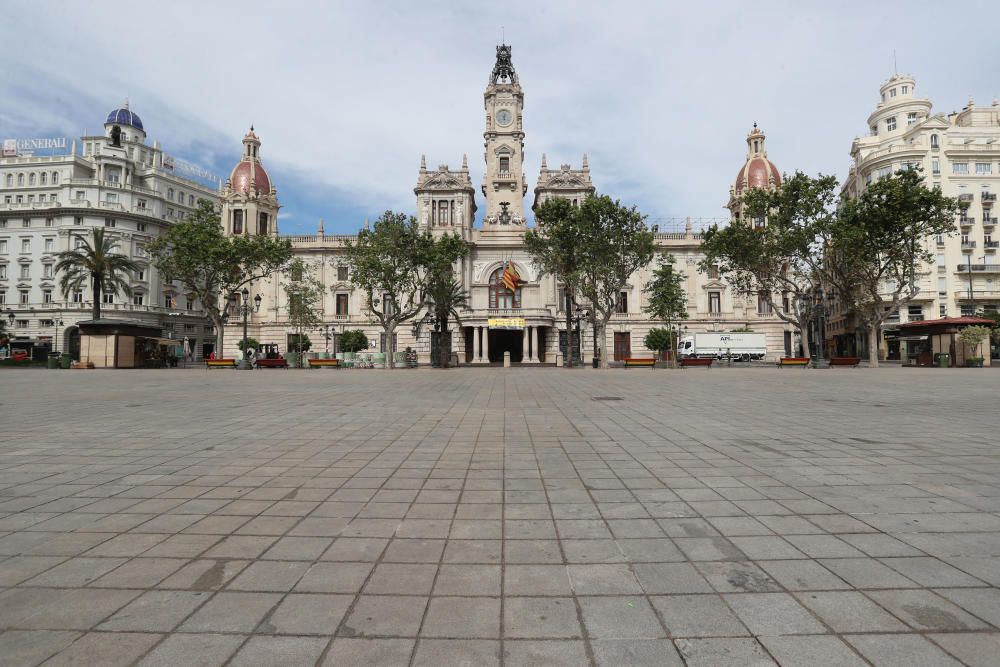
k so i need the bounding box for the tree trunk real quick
[385,322,396,369]
[799,324,810,359]
[91,275,102,320]
[212,314,225,359]
[598,318,610,369]
[868,324,880,368]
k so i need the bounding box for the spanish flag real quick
[502,262,523,291]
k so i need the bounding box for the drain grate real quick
[592,396,623,401]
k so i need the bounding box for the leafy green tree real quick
[344,211,466,368]
[643,327,674,362]
[424,277,470,368]
[283,258,325,367]
[959,325,990,363]
[643,253,688,365]
[148,200,292,357]
[55,227,140,320]
[524,197,585,367]
[577,195,656,368]
[288,333,312,352]
[701,173,838,358]
[339,329,369,353]
[237,337,260,352]
[826,169,958,367]
[976,309,1000,345]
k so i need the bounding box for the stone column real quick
[473,326,481,362]
[482,326,490,363]
[530,326,539,362]
[522,326,529,363]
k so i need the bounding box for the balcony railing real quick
[907,315,925,322]
[962,241,977,249]
[986,241,1000,249]
[958,194,974,205]
[983,192,997,204]
[984,217,998,227]
[960,217,975,226]
[956,263,1000,272]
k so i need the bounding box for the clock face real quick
[496,109,513,127]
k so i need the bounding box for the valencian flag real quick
[501,259,523,291]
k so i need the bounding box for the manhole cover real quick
[593,396,623,401]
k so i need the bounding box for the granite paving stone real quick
[2,367,999,665]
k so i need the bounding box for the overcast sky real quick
[3,1,999,234]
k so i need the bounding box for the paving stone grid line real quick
[0,366,998,666]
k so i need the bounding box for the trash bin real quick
[47,352,60,369]
[60,353,73,369]
[936,353,949,368]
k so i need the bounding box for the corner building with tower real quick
[215,45,796,364]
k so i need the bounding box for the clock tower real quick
[482,44,527,226]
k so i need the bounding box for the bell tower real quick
[221,127,280,237]
[482,44,527,226]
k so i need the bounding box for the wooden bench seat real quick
[308,358,341,368]
[256,358,289,369]
[206,359,236,368]
[680,357,713,368]
[779,357,810,367]
[830,357,861,367]
[623,357,657,369]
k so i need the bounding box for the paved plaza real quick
[1,366,1000,666]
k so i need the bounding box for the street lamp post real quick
[52,319,63,353]
[236,287,262,370]
[318,324,333,354]
[571,306,588,367]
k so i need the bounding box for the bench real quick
[206,359,236,369]
[680,357,713,368]
[623,357,656,369]
[256,358,289,369]
[830,357,861,367]
[779,357,810,367]
[308,358,341,369]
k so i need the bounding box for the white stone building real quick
[833,74,1000,359]
[0,104,218,359]
[229,45,794,364]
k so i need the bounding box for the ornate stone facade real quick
[223,45,795,364]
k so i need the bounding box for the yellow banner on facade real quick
[488,317,525,330]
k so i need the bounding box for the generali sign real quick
[3,137,68,156]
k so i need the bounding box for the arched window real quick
[29,173,36,186]
[17,173,24,186]
[40,172,47,185]
[489,266,521,309]
[930,134,939,149]
[5,174,11,187]
[258,212,268,235]
[52,172,59,184]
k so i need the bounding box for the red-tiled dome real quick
[230,160,270,195]
[734,157,781,194]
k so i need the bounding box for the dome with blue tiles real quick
[105,102,143,132]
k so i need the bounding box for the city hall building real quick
[2,46,796,365]
[220,45,795,364]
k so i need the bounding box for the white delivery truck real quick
[677,332,768,361]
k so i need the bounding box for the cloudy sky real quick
[3,1,999,234]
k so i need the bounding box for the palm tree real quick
[56,228,140,320]
[424,277,470,368]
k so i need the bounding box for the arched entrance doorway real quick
[488,266,524,363]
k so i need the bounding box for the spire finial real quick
[123,97,129,110]
[540,153,547,169]
[317,218,325,235]
[462,153,468,170]
[582,153,589,169]
[420,154,426,171]
[364,217,370,231]
[250,123,254,132]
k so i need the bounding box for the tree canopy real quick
[701,172,838,358]
[826,168,958,366]
[577,195,656,368]
[148,200,292,356]
[524,197,584,366]
[344,211,467,367]
[55,227,140,321]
